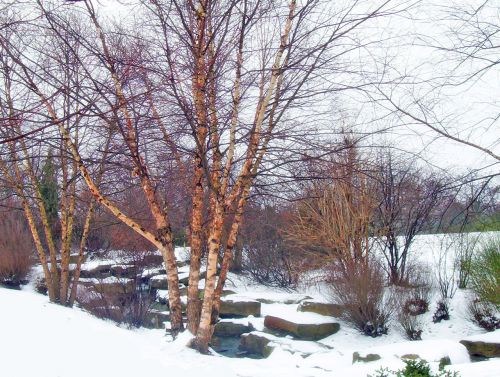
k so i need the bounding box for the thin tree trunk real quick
[68,201,94,307]
[187,163,204,333]
[69,127,112,307]
[0,160,56,301]
[187,0,210,335]
[191,196,224,353]
[190,0,297,352]
[84,1,184,334]
[60,159,77,305]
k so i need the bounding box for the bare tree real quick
[1,0,415,353]
[375,1,500,164]
[373,150,446,285]
[0,18,111,305]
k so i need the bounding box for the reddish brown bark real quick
[190,0,297,353]
[186,0,210,335]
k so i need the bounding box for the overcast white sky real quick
[86,0,500,175]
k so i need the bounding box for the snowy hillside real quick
[1,232,499,377]
[1,286,498,377]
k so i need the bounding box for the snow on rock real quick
[239,330,335,358]
[79,276,135,294]
[79,276,134,285]
[355,339,470,365]
[263,302,337,324]
[460,330,500,358]
[149,274,168,289]
[264,315,340,340]
[80,259,116,271]
[225,291,312,304]
[141,267,165,278]
[462,330,500,343]
[297,301,343,317]
[214,320,254,337]
[220,298,261,318]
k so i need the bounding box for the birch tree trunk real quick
[189,0,297,353]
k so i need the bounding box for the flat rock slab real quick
[460,340,500,358]
[178,271,205,285]
[219,300,261,318]
[69,254,84,264]
[110,265,137,278]
[141,253,164,266]
[297,301,343,317]
[80,264,114,279]
[95,279,135,295]
[255,295,313,305]
[214,321,254,337]
[149,275,168,289]
[264,315,339,340]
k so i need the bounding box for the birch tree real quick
[1,0,412,352]
[0,20,110,305]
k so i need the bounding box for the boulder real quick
[254,298,276,304]
[141,253,164,266]
[210,336,242,356]
[439,356,452,369]
[352,352,381,363]
[149,275,168,290]
[110,265,137,279]
[283,296,313,305]
[219,300,261,318]
[297,301,343,317]
[178,271,206,285]
[140,268,165,285]
[264,315,339,340]
[144,310,170,329]
[239,332,275,357]
[80,263,114,279]
[460,340,500,358]
[214,321,254,337]
[69,254,84,264]
[93,278,135,295]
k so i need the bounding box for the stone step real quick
[219,299,261,318]
[264,315,339,340]
[297,301,343,317]
[213,320,255,337]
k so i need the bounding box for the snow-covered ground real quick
[1,287,498,377]
[1,233,498,377]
